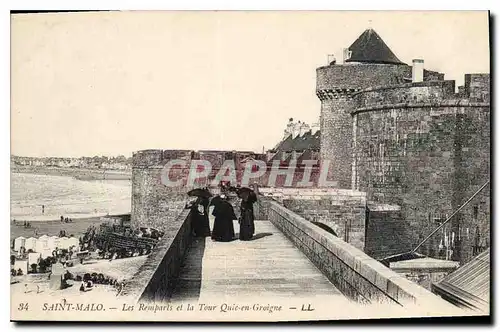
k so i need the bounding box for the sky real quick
[11,11,490,158]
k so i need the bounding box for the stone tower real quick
[316,28,411,188]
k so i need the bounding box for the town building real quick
[267,118,321,165]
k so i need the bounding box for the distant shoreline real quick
[10,216,106,241]
[11,212,128,223]
[11,166,132,181]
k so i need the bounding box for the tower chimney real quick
[298,123,311,137]
[327,54,336,65]
[412,59,424,83]
[292,121,301,138]
[311,122,320,134]
[283,118,295,140]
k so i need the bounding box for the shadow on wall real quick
[311,221,338,237]
[169,236,206,302]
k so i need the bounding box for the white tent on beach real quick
[14,236,26,252]
[24,237,37,251]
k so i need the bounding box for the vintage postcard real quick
[10,10,490,322]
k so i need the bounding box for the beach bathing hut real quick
[36,235,50,253]
[47,236,56,249]
[28,252,41,266]
[40,249,53,259]
[24,237,37,251]
[35,240,43,253]
[13,260,28,275]
[59,237,70,250]
[14,236,26,252]
[67,237,79,250]
[58,237,66,249]
[51,236,61,250]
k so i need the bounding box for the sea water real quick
[10,172,131,221]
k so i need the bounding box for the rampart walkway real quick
[170,214,348,304]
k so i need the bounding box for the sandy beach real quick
[10,256,148,304]
[12,166,131,181]
[11,217,105,243]
[10,166,145,309]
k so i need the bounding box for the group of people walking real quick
[186,187,257,242]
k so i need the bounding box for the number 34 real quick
[18,303,29,311]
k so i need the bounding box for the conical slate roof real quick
[345,28,405,65]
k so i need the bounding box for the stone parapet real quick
[119,209,191,303]
[259,197,458,310]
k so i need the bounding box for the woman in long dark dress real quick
[199,196,211,236]
[211,195,236,242]
[239,192,256,241]
[187,197,210,237]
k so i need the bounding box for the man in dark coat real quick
[239,192,256,241]
[211,195,236,242]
